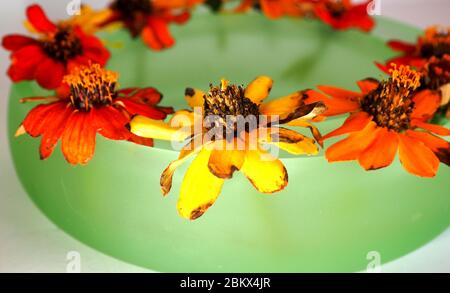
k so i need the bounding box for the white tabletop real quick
[1,0,449,272]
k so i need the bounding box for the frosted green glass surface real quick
[8,13,450,272]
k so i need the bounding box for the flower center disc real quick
[42,27,83,62]
[361,66,421,131]
[111,0,152,36]
[204,81,260,137]
[64,64,118,111]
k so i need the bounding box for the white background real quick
[1,0,450,272]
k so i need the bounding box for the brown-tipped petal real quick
[358,127,399,170]
[286,119,323,147]
[207,140,245,179]
[241,147,288,194]
[160,139,204,196]
[244,76,273,105]
[177,147,224,220]
[261,127,319,155]
[406,130,450,166]
[398,134,440,178]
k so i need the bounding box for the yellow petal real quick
[160,139,205,195]
[177,147,225,220]
[185,88,205,109]
[129,115,191,141]
[241,147,288,193]
[208,140,246,179]
[261,127,319,155]
[245,76,273,105]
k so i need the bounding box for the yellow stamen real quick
[64,63,118,110]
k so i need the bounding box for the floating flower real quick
[15,64,172,165]
[314,0,374,32]
[235,0,308,19]
[377,26,450,73]
[312,65,450,177]
[104,0,202,50]
[129,77,325,219]
[2,4,110,90]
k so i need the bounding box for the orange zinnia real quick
[377,26,450,73]
[16,64,172,165]
[308,65,450,177]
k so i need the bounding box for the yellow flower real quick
[130,76,326,220]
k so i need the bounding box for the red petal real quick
[387,40,416,54]
[116,98,167,120]
[128,133,154,147]
[39,104,73,160]
[35,58,66,89]
[91,106,130,140]
[8,45,46,81]
[61,111,97,165]
[26,4,57,33]
[2,35,36,51]
[22,101,69,137]
[120,87,163,105]
[142,16,175,50]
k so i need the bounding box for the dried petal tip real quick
[15,125,26,137]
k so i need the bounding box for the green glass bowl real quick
[8,12,450,272]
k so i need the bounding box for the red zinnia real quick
[314,0,374,32]
[2,4,110,90]
[15,64,173,165]
[104,0,200,51]
[377,26,450,73]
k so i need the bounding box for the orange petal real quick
[358,127,399,170]
[244,76,273,105]
[398,134,440,177]
[406,130,450,166]
[318,85,361,101]
[411,119,450,136]
[356,78,380,94]
[61,111,97,165]
[325,122,379,162]
[411,90,441,120]
[322,111,372,141]
[260,0,284,19]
